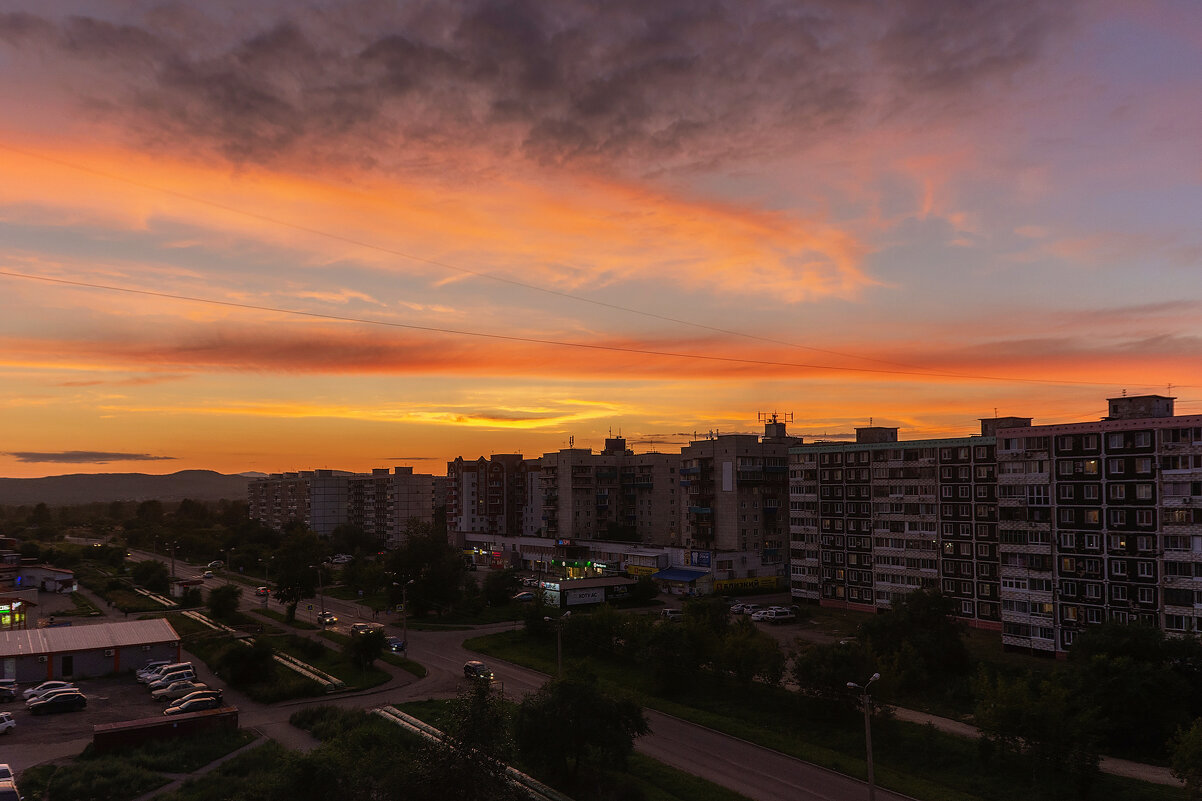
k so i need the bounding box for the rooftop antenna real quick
[1122,388,1127,397]
[569,435,574,448]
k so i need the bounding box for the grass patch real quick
[466,630,1187,801]
[317,630,427,679]
[625,753,756,801]
[248,606,317,630]
[270,633,392,692]
[56,591,103,617]
[154,740,293,801]
[79,729,258,773]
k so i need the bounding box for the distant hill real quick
[0,470,251,506]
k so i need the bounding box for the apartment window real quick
[1058,436,1073,451]
[1136,458,1153,474]
[1136,484,1153,500]
[1086,607,1103,623]
[1137,561,1154,579]
[1084,459,1100,475]
[1135,432,1151,448]
[1084,533,1100,550]
[1109,433,1124,449]
[1061,580,1077,596]
[1165,615,1188,632]
[1109,484,1126,501]
[1085,510,1100,524]
[1059,509,1075,524]
[1083,484,1099,500]
[1108,459,1125,474]
[1136,509,1153,527]
[1058,461,1073,476]
[1110,561,1127,577]
[1059,532,1076,548]
[1109,509,1126,526]
[1059,484,1074,501]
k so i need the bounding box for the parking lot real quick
[0,674,190,744]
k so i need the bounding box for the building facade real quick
[446,455,538,540]
[789,396,1202,652]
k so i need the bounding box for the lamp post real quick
[225,547,235,585]
[543,611,571,677]
[847,672,881,801]
[401,579,414,652]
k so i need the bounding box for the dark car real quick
[385,636,406,652]
[0,682,16,703]
[463,660,493,681]
[163,695,223,716]
[29,690,86,715]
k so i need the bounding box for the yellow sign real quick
[626,565,656,577]
[714,576,781,592]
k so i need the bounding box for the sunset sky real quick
[1,1,1200,479]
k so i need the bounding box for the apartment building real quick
[249,467,437,544]
[789,395,1202,653]
[446,454,538,539]
[539,438,682,545]
[681,416,797,563]
[996,395,1202,653]
[789,422,1006,629]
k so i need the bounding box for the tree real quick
[385,521,465,615]
[1171,718,1202,801]
[131,559,170,594]
[629,575,659,604]
[974,669,1101,799]
[344,629,386,669]
[272,529,324,622]
[178,587,203,608]
[407,680,526,801]
[717,618,784,686]
[218,638,276,687]
[793,639,875,708]
[858,589,969,693]
[207,584,242,622]
[483,568,522,606]
[515,672,649,785]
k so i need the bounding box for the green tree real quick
[130,559,170,594]
[344,629,386,669]
[717,618,785,686]
[483,568,522,606]
[408,680,526,801]
[515,672,649,785]
[385,521,465,615]
[629,574,659,603]
[207,584,242,622]
[858,589,969,693]
[1171,718,1202,801]
[273,529,324,622]
[178,586,203,608]
[218,638,276,687]
[793,639,874,709]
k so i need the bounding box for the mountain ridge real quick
[0,470,252,506]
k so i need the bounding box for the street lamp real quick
[543,611,571,677]
[310,564,326,624]
[400,579,414,653]
[847,672,881,801]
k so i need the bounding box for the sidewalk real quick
[890,707,1182,787]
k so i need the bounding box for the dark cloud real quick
[0,1,1078,170]
[8,451,177,464]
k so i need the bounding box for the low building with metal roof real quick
[0,618,180,683]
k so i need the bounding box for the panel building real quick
[789,395,1202,652]
[447,454,539,539]
[249,467,437,545]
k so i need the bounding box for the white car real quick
[26,686,81,707]
[148,671,196,692]
[152,680,209,703]
[22,681,75,702]
[752,608,797,624]
[139,662,192,683]
[738,603,762,616]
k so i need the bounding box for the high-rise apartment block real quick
[539,437,681,545]
[248,467,437,545]
[446,454,539,538]
[682,416,796,561]
[790,395,1202,652]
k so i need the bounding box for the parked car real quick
[22,680,74,701]
[738,603,762,616]
[660,609,684,622]
[136,659,174,679]
[0,713,12,734]
[511,591,536,602]
[208,560,223,569]
[202,571,215,579]
[151,680,209,703]
[139,662,191,683]
[463,660,494,681]
[349,622,383,636]
[728,601,746,614]
[163,695,223,716]
[0,779,20,801]
[751,608,797,624]
[169,689,223,709]
[385,636,407,652]
[29,691,86,715]
[0,681,16,703]
[0,762,11,778]
[317,611,338,625]
[26,687,82,707]
[255,586,270,597]
[148,670,196,692]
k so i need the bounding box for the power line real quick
[0,142,985,378]
[0,268,1160,388]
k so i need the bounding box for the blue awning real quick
[652,567,710,583]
